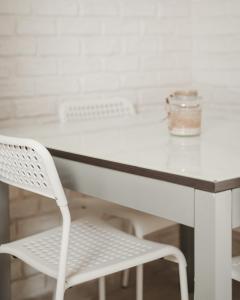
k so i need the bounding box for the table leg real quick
[0,182,10,300]
[180,225,194,294]
[194,190,232,300]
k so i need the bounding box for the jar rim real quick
[174,90,198,97]
[170,96,201,107]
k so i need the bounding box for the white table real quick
[1,111,240,300]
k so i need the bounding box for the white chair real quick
[59,98,177,287]
[0,135,189,300]
[59,98,135,123]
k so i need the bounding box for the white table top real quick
[1,111,240,192]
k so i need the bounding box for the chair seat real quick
[0,217,182,289]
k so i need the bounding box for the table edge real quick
[48,148,240,193]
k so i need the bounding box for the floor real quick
[34,261,240,300]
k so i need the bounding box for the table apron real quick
[54,157,195,227]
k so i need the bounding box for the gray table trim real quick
[49,148,240,193]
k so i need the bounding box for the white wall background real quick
[0,0,192,123]
[192,0,240,117]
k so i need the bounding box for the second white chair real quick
[59,97,135,123]
[59,98,177,289]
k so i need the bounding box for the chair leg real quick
[99,277,106,300]
[122,269,130,288]
[136,265,143,300]
[121,221,135,288]
[54,287,65,300]
[52,290,56,300]
[178,262,189,300]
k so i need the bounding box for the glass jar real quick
[166,90,202,136]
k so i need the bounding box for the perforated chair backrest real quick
[0,135,67,206]
[0,135,71,298]
[59,98,135,123]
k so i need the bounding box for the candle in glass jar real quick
[167,90,202,136]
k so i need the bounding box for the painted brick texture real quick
[192,0,240,118]
[0,0,191,122]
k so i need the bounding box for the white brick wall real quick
[32,0,79,16]
[37,37,79,56]
[0,0,31,15]
[0,0,191,121]
[0,16,15,35]
[82,37,120,55]
[17,17,56,35]
[0,78,35,97]
[83,73,119,92]
[159,0,191,17]
[0,59,15,77]
[104,55,139,72]
[121,0,157,17]
[191,0,240,117]
[60,57,102,75]
[0,38,36,56]
[36,77,79,95]
[15,97,57,118]
[16,57,57,76]
[58,18,101,35]
[0,101,14,119]
[81,0,119,16]
[123,37,158,54]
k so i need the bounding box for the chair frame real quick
[0,135,70,300]
[0,135,189,300]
